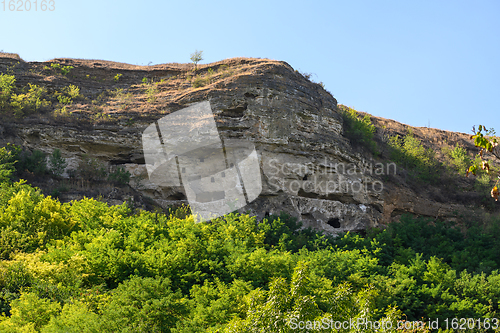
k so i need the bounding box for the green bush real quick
[1,76,51,117]
[99,276,188,332]
[17,149,48,176]
[48,149,67,178]
[260,213,333,252]
[45,63,74,76]
[442,144,472,175]
[0,145,19,182]
[108,166,131,186]
[0,73,16,109]
[339,105,378,154]
[63,84,80,99]
[0,292,61,331]
[0,184,73,258]
[388,130,439,183]
[10,84,50,117]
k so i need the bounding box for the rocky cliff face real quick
[0,55,494,234]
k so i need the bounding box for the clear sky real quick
[1,0,498,134]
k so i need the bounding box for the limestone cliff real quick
[0,55,497,234]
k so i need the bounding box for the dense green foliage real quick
[339,105,378,154]
[0,167,499,331]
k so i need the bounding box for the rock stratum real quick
[0,55,496,234]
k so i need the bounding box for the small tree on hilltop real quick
[190,50,203,71]
[467,125,500,201]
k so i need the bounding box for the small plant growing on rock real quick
[114,73,123,82]
[217,65,233,79]
[64,85,81,99]
[54,84,81,106]
[145,83,158,103]
[112,88,133,109]
[44,63,74,76]
[192,75,208,88]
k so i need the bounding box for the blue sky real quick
[1,0,498,134]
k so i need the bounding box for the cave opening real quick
[327,218,341,228]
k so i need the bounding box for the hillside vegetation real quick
[2,53,500,332]
[0,155,500,332]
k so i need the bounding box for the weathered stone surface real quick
[0,56,492,234]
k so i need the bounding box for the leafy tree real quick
[0,188,75,258]
[190,50,203,71]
